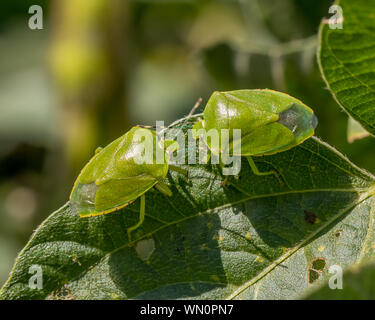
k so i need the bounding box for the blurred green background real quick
[0,0,374,287]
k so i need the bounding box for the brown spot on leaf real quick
[304,210,317,225]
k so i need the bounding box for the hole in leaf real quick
[136,238,155,261]
[334,230,343,238]
[308,258,326,284]
[308,269,321,284]
[311,258,326,271]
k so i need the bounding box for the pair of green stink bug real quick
[70,89,318,242]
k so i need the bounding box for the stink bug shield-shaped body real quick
[70,126,182,242]
[193,89,318,183]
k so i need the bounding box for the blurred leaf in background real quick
[129,46,201,124]
[347,118,371,144]
[0,0,52,287]
[50,0,129,175]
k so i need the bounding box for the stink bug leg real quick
[162,139,179,154]
[162,139,188,178]
[95,147,103,154]
[192,119,212,165]
[247,156,284,186]
[169,165,188,176]
[155,181,173,197]
[217,155,231,187]
[192,118,204,137]
[127,194,146,243]
[221,176,230,187]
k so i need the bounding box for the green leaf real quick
[318,0,375,137]
[347,117,371,143]
[305,261,375,299]
[1,116,375,300]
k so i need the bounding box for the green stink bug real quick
[70,126,185,241]
[193,89,318,183]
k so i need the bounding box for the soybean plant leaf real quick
[318,0,375,136]
[347,117,371,143]
[305,261,375,299]
[1,116,375,300]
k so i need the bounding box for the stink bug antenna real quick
[136,124,165,130]
[159,97,203,177]
[187,97,203,118]
[159,97,203,140]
